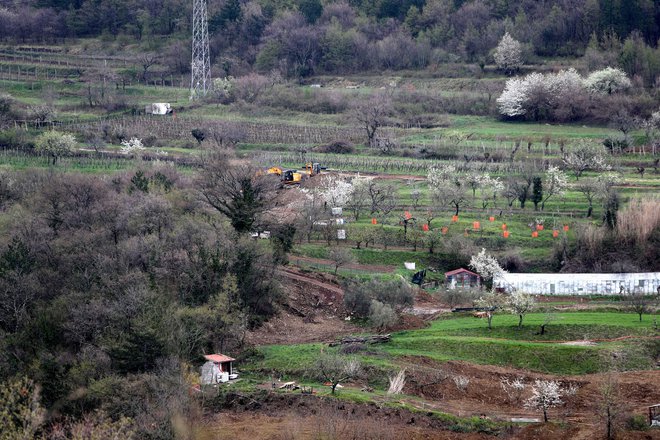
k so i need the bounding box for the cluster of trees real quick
[557,197,660,272]
[0,153,293,436]
[3,1,660,79]
[497,67,635,122]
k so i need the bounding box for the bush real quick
[343,277,413,318]
[369,300,397,331]
[602,136,629,155]
[316,140,354,154]
[626,414,648,431]
[0,129,30,149]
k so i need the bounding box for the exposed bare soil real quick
[200,393,501,440]
[246,268,356,345]
[240,268,660,440]
[400,358,660,421]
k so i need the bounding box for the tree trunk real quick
[543,408,548,422]
[586,205,593,218]
[487,315,493,330]
[518,314,523,328]
[540,324,546,335]
[331,383,337,394]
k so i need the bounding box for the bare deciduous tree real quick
[139,53,160,83]
[351,92,393,147]
[328,247,355,275]
[197,150,276,233]
[624,289,656,322]
[314,353,361,394]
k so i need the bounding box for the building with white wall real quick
[494,272,660,295]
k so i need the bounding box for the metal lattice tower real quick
[190,0,211,99]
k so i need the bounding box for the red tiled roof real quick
[444,268,480,277]
[204,354,235,363]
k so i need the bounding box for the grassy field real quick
[244,312,659,379]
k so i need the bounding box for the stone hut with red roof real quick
[200,353,238,385]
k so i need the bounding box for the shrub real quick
[316,140,354,154]
[626,415,648,431]
[343,278,413,318]
[368,299,397,331]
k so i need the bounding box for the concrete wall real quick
[494,272,660,295]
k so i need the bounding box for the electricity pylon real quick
[190,0,211,99]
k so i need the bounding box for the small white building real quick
[145,103,172,115]
[494,272,660,295]
[200,354,238,385]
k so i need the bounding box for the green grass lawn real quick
[244,312,659,379]
[394,311,657,341]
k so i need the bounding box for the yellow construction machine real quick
[266,166,302,185]
[303,162,322,176]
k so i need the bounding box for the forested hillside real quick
[2,0,660,82]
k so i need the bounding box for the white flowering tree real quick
[494,32,523,75]
[34,131,76,165]
[469,248,506,290]
[465,170,482,199]
[478,175,504,210]
[120,137,145,156]
[497,77,528,117]
[576,172,621,217]
[497,69,584,120]
[212,76,234,100]
[506,290,536,328]
[525,380,564,422]
[428,165,468,216]
[584,67,631,95]
[562,141,611,180]
[501,377,526,404]
[540,166,568,210]
[475,291,508,329]
[317,175,354,208]
[345,177,373,220]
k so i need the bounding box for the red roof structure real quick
[444,268,479,277]
[204,354,235,363]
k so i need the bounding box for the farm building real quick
[494,272,660,295]
[200,354,238,385]
[445,268,481,289]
